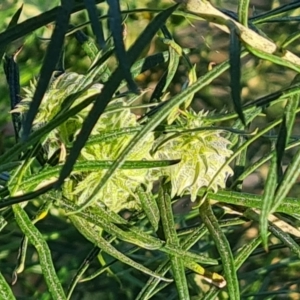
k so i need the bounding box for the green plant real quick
[1,0,300,299]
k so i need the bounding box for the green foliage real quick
[1,0,300,299]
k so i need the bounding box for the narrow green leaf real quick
[0,162,21,174]
[0,4,23,58]
[16,160,180,192]
[150,35,180,102]
[237,0,250,27]
[282,31,300,48]
[22,0,75,139]
[13,204,66,300]
[277,77,300,174]
[83,127,140,146]
[157,184,189,300]
[242,80,300,108]
[12,201,52,285]
[67,247,100,300]
[61,197,161,249]
[148,37,195,124]
[245,42,300,73]
[271,78,300,194]
[0,272,15,300]
[136,186,160,231]
[0,183,55,209]
[131,51,169,76]
[80,244,128,282]
[83,0,106,48]
[157,184,180,243]
[284,77,300,140]
[3,51,22,141]
[66,7,165,35]
[260,153,277,250]
[150,70,168,103]
[107,0,137,92]
[6,5,23,29]
[169,256,189,299]
[250,0,300,24]
[199,199,239,299]
[136,260,171,300]
[268,221,300,258]
[11,235,28,285]
[235,236,267,269]
[227,20,244,125]
[205,189,300,216]
[231,136,247,191]
[203,235,266,300]
[258,16,300,24]
[275,87,300,174]
[272,147,300,213]
[275,116,287,179]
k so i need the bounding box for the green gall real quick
[154,110,233,201]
